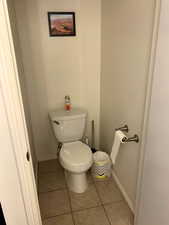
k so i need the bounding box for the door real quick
[136,1,169,224]
[0,0,42,225]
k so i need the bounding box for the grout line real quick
[42,203,105,221]
[42,211,72,221]
[93,176,112,225]
[103,200,125,207]
[38,168,64,175]
[38,159,62,175]
[38,170,64,175]
[40,173,74,223]
[64,173,76,225]
[39,162,126,223]
[102,205,112,225]
[39,169,126,224]
[93,175,133,225]
[93,176,126,204]
[38,186,68,194]
[72,204,102,214]
[38,163,111,225]
[67,190,76,225]
[38,171,62,175]
[65,172,103,224]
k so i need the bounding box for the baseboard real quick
[112,170,135,214]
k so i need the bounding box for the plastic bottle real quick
[65,95,71,111]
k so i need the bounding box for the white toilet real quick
[49,108,93,193]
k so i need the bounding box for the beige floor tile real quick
[39,189,71,219]
[39,171,66,193]
[69,184,101,211]
[104,201,134,225]
[43,214,74,225]
[95,178,123,204]
[73,206,110,225]
[39,159,62,174]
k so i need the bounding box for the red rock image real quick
[51,18,74,35]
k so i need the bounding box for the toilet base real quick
[65,170,88,193]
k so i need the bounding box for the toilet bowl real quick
[59,141,93,193]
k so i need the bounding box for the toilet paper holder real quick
[122,134,139,143]
[115,125,139,143]
[115,124,129,133]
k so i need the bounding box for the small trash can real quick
[92,151,112,180]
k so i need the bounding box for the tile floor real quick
[38,159,134,225]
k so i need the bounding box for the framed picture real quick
[48,12,76,37]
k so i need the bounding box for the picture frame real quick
[48,12,76,37]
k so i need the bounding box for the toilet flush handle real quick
[53,120,60,125]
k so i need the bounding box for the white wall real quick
[137,1,169,224]
[100,0,155,209]
[14,0,101,161]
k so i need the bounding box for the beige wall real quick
[100,0,155,209]
[7,0,37,172]
[14,0,101,161]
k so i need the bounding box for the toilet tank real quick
[49,108,87,143]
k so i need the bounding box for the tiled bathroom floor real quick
[38,159,134,225]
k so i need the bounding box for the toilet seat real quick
[59,141,93,173]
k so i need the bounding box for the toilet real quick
[49,108,93,193]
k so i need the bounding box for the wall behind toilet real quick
[13,0,101,161]
[100,0,155,210]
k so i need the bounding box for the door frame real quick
[0,0,163,224]
[0,0,42,225]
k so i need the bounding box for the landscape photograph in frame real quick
[48,12,76,36]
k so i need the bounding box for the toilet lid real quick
[60,141,92,166]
